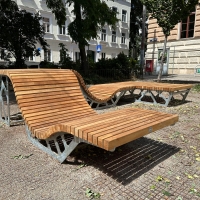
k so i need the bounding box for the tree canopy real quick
[46,0,118,72]
[130,0,145,59]
[0,0,48,68]
[141,0,198,36]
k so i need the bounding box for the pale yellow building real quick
[146,4,200,75]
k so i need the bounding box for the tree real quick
[46,0,118,73]
[58,43,74,68]
[141,0,198,81]
[0,0,48,68]
[129,0,143,60]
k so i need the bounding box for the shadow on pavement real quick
[67,137,180,185]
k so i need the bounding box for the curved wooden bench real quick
[73,70,192,108]
[132,81,192,106]
[0,69,178,163]
[73,70,136,109]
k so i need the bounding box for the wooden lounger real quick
[0,69,178,163]
[133,81,192,106]
[73,70,136,109]
[73,70,192,108]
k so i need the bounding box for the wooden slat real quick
[20,100,89,112]
[69,109,155,138]
[15,86,80,95]
[23,104,93,118]
[0,69,180,153]
[16,91,84,102]
[103,115,178,150]
[14,83,79,91]
[82,111,171,144]
[19,97,85,107]
[13,80,77,87]
[95,113,172,148]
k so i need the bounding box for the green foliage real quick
[192,84,200,93]
[39,61,60,69]
[141,0,198,36]
[46,0,66,26]
[96,52,132,70]
[58,43,74,68]
[0,0,18,12]
[0,0,48,68]
[130,0,144,59]
[162,190,172,197]
[46,0,118,72]
[85,188,100,199]
[67,0,118,46]
[79,52,137,84]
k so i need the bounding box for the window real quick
[0,49,5,60]
[101,29,106,41]
[122,10,127,22]
[121,32,126,44]
[43,17,50,33]
[180,8,196,38]
[44,50,51,61]
[59,24,66,35]
[112,6,117,17]
[112,7,117,13]
[101,52,106,59]
[112,31,116,43]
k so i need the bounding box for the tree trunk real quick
[79,44,88,74]
[15,57,25,68]
[74,2,88,74]
[15,45,25,68]
[157,35,168,82]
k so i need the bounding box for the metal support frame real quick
[26,125,115,163]
[0,75,23,126]
[0,75,10,126]
[135,88,191,107]
[81,88,136,110]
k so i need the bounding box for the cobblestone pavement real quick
[0,85,200,200]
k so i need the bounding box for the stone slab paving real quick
[0,87,200,200]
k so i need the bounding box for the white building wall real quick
[9,0,131,66]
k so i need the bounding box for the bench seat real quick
[0,69,178,162]
[73,70,192,108]
[33,107,177,151]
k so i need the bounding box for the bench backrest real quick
[73,70,136,101]
[1,69,96,133]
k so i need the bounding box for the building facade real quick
[0,0,131,66]
[146,4,200,75]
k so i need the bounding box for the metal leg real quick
[0,76,10,126]
[135,90,173,106]
[180,89,190,102]
[159,92,173,107]
[26,125,114,163]
[0,76,24,126]
[81,88,128,109]
[135,88,191,107]
[26,125,80,163]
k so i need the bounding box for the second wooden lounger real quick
[73,70,192,108]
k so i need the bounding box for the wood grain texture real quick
[73,70,192,102]
[1,69,179,151]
